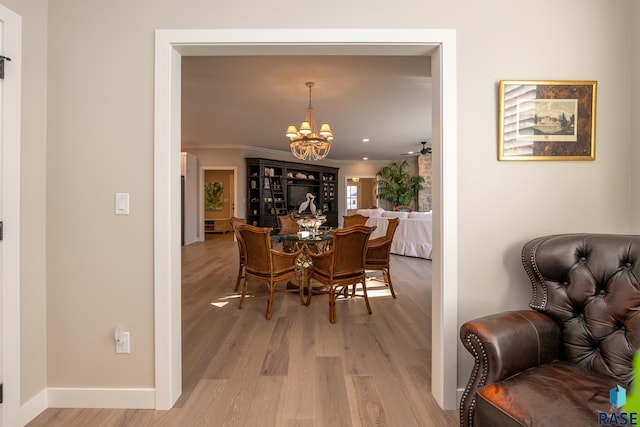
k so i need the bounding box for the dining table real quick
[270,229,333,305]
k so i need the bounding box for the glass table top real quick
[271,230,334,243]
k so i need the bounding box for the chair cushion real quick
[475,360,620,427]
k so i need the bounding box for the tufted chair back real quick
[522,233,640,386]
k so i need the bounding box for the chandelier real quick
[285,82,333,161]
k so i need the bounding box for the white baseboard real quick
[21,389,48,426]
[47,387,156,409]
[19,387,156,425]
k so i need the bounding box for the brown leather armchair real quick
[460,234,640,427]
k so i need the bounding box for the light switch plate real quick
[115,193,130,215]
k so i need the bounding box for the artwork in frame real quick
[204,182,224,211]
[498,80,597,161]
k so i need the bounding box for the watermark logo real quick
[612,385,628,408]
[598,385,637,426]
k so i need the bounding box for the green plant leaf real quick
[375,159,424,207]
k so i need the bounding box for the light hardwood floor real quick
[28,233,459,426]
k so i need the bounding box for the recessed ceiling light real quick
[363,157,368,160]
[362,138,370,142]
[407,151,414,155]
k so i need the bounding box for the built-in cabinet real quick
[246,158,339,229]
[204,219,231,234]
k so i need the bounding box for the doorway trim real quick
[344,175,377,215]
[154,28,458,410]
[0,4,21,426]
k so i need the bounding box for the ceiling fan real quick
[401,139,432,156]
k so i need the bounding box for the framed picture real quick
[204,182,224,211]
[498,80,597,161]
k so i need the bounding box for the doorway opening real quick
[345,176,377,215]
[154,29,458,410]
[199,167,238,239]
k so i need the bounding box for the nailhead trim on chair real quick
[460,332,488,427]
[521,236,548,310]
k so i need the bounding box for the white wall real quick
[12,0,634,412]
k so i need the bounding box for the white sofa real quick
[355,208,432,259]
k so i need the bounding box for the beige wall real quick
[632,0,640,234]
[9,0,636,411]
[455,1,634,386]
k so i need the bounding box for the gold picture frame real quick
[498,80,597,161]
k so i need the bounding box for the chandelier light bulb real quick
[286,125,298,138]
[299,121,312,135]
[319,123,333,137]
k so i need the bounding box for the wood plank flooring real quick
[28,233,459,426]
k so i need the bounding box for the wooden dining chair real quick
[277,214,299,234]
[236,224,301,319]
[363,217,400,298]
[308,225,375,323]
[229,216,247,292]
[342,213,369,227]
[277,214,300,253]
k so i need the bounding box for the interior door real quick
[0,5,22,424]
[0,19,5,424]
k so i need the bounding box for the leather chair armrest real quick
[459,310,560,427]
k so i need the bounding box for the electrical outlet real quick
[116,330,131,354]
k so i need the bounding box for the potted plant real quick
[376,159,425,208]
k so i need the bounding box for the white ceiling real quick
[181,55,432,161]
